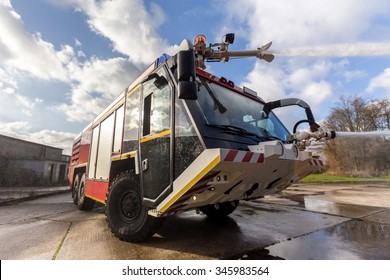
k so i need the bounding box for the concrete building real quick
[0,134,70,184]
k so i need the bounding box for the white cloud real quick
[1,0,181,126]
[1,1,155,124]
[45,0,181,123]
[0,66,18,95]
[16,95,43,109]
[0,121,76,155]
[242,59,333,104]
[221,0,390,130]
[73,57,139,99]
[242,62,286,101]
[366,68,390,94]
[56,56,140,122]
[241,58,335,131]
[287,60,331,90]
[49,0,171,64]
[0,2,69,81]
[300,81,332,107]
[344,70,367,82]
[0,121,31,136]
[74,38,82,47]
[222,0,390,49]
[29,130,76,154]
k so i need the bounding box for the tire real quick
[72,175,80,205]
[77,174,95,210]
[105,172,164,243]
[199,200,239,219]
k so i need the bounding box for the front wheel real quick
[105,172,164,242]
[199,200,239,219]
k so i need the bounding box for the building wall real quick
[0,134,70,185]
[0,135,62,160]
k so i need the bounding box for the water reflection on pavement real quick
[235,184,390,260]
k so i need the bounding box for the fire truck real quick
[68,34,331,242]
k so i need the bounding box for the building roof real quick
[0,134,66,161]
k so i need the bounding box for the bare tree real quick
[323,96,390,176]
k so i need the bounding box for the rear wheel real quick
[199,200,239,219]
[72,175,80,205]
[105,172,164,242]
[77,174,95,210]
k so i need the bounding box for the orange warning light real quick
[194,34,206,44]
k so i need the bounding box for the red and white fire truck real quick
[68,34,330,242]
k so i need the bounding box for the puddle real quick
[263,194,306,207]
[264,220,390,259]
[242,203,286,213]
[226,248,284,260]
[264,192,384,218]
[303,197,385,218]
[227,219,390,260]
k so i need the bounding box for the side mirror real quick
[177,49,198,100]
[143,73,168,89]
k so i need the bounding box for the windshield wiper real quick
[206,124,266,142]
[263,135,283,141]
[200,81,227,113]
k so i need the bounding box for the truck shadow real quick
[136,210,280,259]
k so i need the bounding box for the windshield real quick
[195,77,290,142]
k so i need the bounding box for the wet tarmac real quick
[232,183,390,260]
[232,219,390,260]
[0,183,389,259]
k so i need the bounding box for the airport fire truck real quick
[68,34,332,242]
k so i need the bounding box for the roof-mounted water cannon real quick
[193,33,275,69]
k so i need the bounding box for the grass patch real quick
[300,173,390,184]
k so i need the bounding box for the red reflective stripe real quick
[223,150,264,163]
[242,152,254,162]
[224,150,239,161]
[310,159,323,166]
[257,153,265,163]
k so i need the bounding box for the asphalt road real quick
[0,183,389,260]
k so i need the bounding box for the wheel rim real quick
[120,191,141,221]
[78,182,85,204]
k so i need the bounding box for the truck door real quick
[140,67,172,206]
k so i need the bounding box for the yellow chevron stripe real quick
[159,154,221,213]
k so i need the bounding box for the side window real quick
[113,105,124,153]
[142,94,152,136]
[88,125,100,178]
[123,85,141,153]
[142,68,171,137]
[95,113,115,180]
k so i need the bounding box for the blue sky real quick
[1,0,390,154]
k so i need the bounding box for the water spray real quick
[334,131,390,138]
[275,42,390,57]
[288,128,390,150]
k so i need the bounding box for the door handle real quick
[142,158,149,171]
